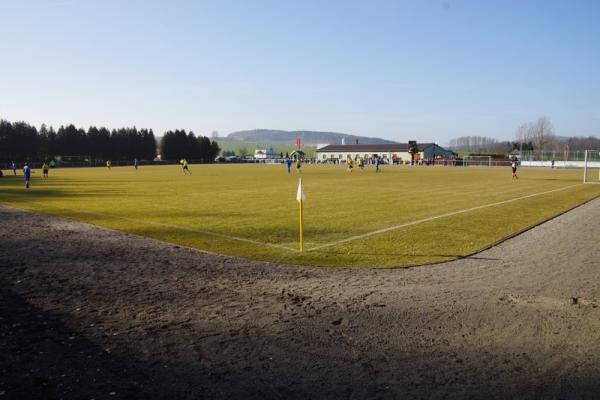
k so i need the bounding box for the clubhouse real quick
[315,143,455,164]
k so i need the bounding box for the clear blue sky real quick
[1,0,599,144]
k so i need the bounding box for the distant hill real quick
[224,129,396,145]
[554,136,570,143]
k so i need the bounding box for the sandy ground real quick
[1,200,600,400]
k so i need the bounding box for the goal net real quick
[583,150,600,183]
[463,156,492,167]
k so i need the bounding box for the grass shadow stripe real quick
[17,201,299,252]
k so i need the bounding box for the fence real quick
[518,150,593,162]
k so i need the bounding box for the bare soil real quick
[1,200,599,399]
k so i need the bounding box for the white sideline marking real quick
[23,202,298,252]
[131,218,299,252]
[307,184,582,252]
[17,183,582,254]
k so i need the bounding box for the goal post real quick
[463,156,492,167]
[583,150,600,183]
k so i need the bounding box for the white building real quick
[254,146,279,160]
[315,143,454,163]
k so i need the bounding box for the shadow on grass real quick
[0,185,131,202]
[0,188,261,220]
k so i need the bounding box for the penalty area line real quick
[307,183,582,252]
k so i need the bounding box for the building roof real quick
[316,143,436,152]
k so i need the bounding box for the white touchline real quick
[132,218,299,251]
[306,184,582,252]
[15,183,582,254]
[21,202,299,252]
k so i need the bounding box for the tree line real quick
[449,117,600,154]
[159,130,220,162]
[447,136,533,154]
[0,119,156,162]
[447,136,509,153]
[0,119,221,163]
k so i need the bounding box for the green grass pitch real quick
[1,164,599,267]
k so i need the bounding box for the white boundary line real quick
[306,184,582,252]
[21,201,299,252]
[14,183,582,254]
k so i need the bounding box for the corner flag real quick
[297,178,305,251]
[296,178,305,202]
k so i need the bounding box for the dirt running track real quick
[1,200,600,400]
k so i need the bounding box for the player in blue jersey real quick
[374,156,381,173]
[23,162,31,188]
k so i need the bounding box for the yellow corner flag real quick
[297,178,305,251]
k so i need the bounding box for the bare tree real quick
[567,136,600,151]
[530,117,556,153]
[515,117,556,153]
[448,136,504,153]
[516,122,531,143]
[211,130,219,140]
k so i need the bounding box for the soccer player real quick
[182,158,191,174]
[286,157,292,174]
[358,158,364,171]
[134,158,139,170]
[347,156,354,172]
[374,156,381,173]
[11,161,17,175]
[296,158,302,173]
[42,161,49,179]
[23,162,31,189]
[511,158,518,180]
[106,160,111,169]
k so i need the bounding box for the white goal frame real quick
[583,150,600,183]
[463,156,492,167]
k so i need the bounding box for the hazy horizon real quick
[1,1,599,144]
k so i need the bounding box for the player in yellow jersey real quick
[347,156,354,172]
[106,160,111,169]
[296,158,302,173]
[182,158,191,174]
[42,161,49,179]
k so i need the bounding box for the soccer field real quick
[1,164,599,267]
